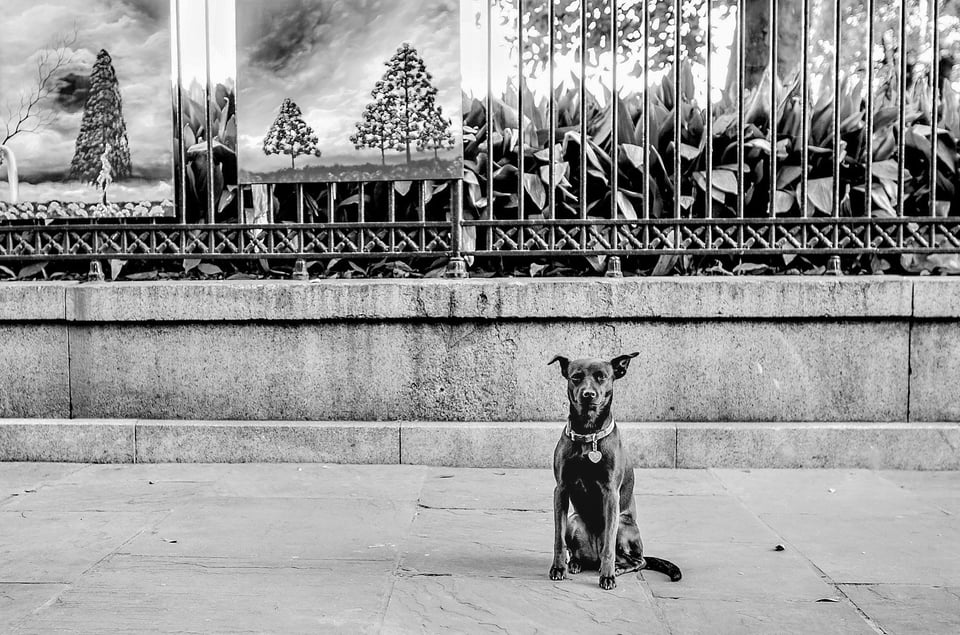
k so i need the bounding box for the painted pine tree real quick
[349,84,401,165]
[262,98,322,169]
[353,43,441,163]
[69,49,132,183]
[417,103,454,160]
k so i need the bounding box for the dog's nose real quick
[581,389,597,400]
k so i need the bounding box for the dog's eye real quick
[571,374,584,382]
[594,373,606,382]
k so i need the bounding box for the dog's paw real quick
[549,566,567,581]
[599,575,617,590]
[568,559,582,575]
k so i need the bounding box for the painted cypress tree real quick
[69,49,132,183]
[355,43,441,163]
[349,84,401,165]
[262,97,322,169]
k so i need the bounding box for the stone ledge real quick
[0,283,74,321]
[135,421,399,464]
[0,419,134,462]
[57,277,915,322]
[399,421,676,468]
[913,278,960,318]
[2,420,957,469]
[676,422,960,469]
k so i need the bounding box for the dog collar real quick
[565,418,615,463]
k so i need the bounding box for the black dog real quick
[548,353,682,590]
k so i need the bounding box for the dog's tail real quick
[643,556,682,581]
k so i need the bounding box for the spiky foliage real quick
[263,97,322,169]
[69,49,132,183]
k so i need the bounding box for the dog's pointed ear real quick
[611,352,639,379]
[548,355,570,379]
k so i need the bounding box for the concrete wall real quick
[0,278,957,423]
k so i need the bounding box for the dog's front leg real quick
[598,484,620,589]
[549,485,569,580]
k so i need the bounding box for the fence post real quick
[445,179,468,279]
[88,260,105,282]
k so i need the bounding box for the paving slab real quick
[123,497,418,563]
[655,598,875,635]
[0,583,67,632]
[0,462,955,633]
[877,470,960,515]
[400,508,551,579]
[206,464,427,501]
[644,541,837,603]
[13,555,395,635]
[711,468,944,515]
[634,494,781,545]
[382,574,669,635]
[0,463,88,503]
[758,511,960,586]
[417,468,554,511]
[0,510,165,583]
[839,584,960,635]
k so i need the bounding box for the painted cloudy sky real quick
[236,0,461,176]
[0,0,172,182]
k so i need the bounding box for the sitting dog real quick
[548,352,682,590]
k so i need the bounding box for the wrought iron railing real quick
[0,0,956,278]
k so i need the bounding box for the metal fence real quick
[1,0,957,277]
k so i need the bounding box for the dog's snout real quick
[581,388,597,400]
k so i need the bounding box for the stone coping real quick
[1,419,957,469]
[4,276,958,322]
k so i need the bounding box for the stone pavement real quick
[1,464,957,634]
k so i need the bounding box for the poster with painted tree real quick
[0,0,174,219]
[236,0,461,183]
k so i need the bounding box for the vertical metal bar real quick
[642,0,650,248]
[358,182,366,253]
[579,0,588,249]
[736,0,745,247]
[705,0,713,231]
[865,0,876,246]
[673,0,682,237]
[296,184,305,223]
[486,0,494,251]
[388,184,397,252]
[800,0,810,227]
[769,0,778,218]
[897,0,907,247]
[203,0,215,224]
[930,0,941,221]
[173,0,187,224]
[610,0,619,252]
[832,0,842,225]
[327,183,336,253]
[517,0,525,250]
[451,180,464,256]
[267,184,275,224]
[418,181,427,252]
[548,0,557,250]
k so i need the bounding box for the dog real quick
[548,352,682,590]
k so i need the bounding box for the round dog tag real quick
[587,450,602,463]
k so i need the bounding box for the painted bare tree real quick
[1,29,77,163]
